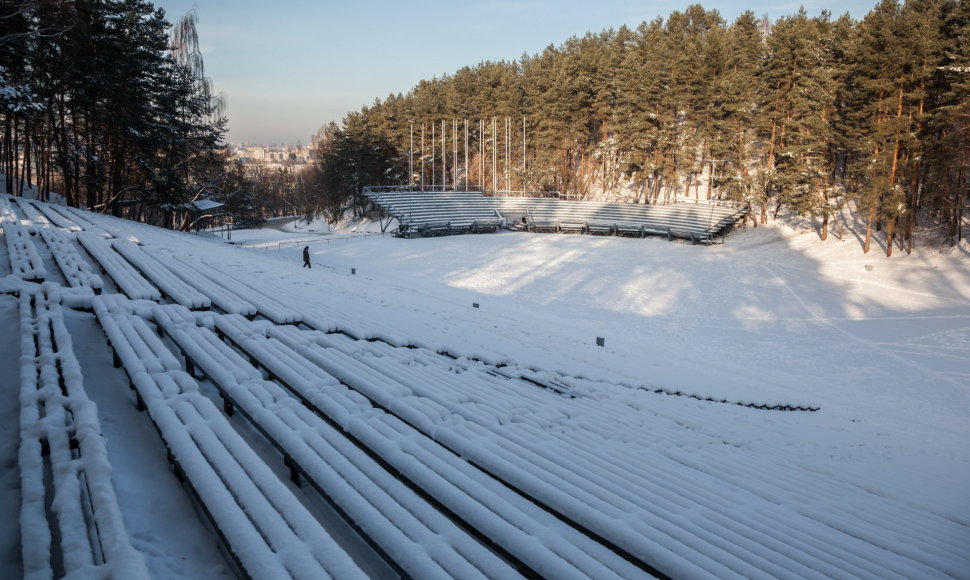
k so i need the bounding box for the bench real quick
[526,213,560,232]
[149,252,257,317]
[587,222,617,236]
[90,295,366,580]
[77,232,160,300]
[225,319,651,580]
[112,240,210,309]
[3,221,46,282]
[559,219,588,234]
[38,227,104,292]
[29,201,84,231]
[471,217,504,233]
[155,305,522,579]
[18,284,149,580]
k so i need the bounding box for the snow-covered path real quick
[2,194,969,579]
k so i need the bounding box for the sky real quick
[152,0,880,145]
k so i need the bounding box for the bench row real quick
[155,304,539,579]
[18,284,149,580]
[91,294,365,579]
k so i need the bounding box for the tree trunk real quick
[886,217,895,257]
[864,207,874,254]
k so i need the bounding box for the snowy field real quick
[1,193,968,579]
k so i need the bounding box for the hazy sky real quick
[152,0,878,144]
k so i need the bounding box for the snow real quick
[1,194,968,579]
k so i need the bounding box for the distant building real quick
[228,143,312,171]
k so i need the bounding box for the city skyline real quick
[154,0,880,144]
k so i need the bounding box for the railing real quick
[237,231,385,251]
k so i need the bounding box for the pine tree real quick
[763,9,844,239]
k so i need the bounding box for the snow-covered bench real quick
[316,330,970,579]
[146,252,300,323]
[470,217,504,233]
[586,221,617,235]
[155,305,525,579]
[29,201,84,231]
[90,295,365,579]
[149,252,257,317]
[558,219,587,234]
[525,214,560,233]
[3,221,46,281]
[112,240,210,309]
[12,197,51,226]
[18,284,149,580]
[38,227,104,292]
[77,232,160,300]
[50,205,104,234]
[214,314,651,579]
[0,193,17,223]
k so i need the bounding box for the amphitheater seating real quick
[362,187,744,243]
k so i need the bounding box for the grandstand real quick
[362,186,746,243]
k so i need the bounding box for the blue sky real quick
[153,0,878,144]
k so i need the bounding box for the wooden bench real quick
[3,221,46,282]
[112,240,210,309]
[155,305,522,579]
[28,200,84,231]
[77,233,160,300]
[18,284,149,580]
[90,295,366,580]
[559,219,588,234]
[471,217,504,233]
[586,222,617,236]
[38,227,104,292]
[218,316,650,580]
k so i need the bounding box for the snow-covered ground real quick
[2,195,968,579]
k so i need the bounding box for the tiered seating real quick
[155,305,529,579]
[363,189,504,237]
[91,294,365,579]
[212,313,651,579]
[490,197,742,242]
[362,187,744,242]
[18,284,149,580]
[262,327,968,580]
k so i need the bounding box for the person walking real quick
[302,245,311,268]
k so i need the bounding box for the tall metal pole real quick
[492,117,497,194]
[421,124,425,189]
[522,116,526,191]
[409,122,413,188]
[453,119,458,190]
[464,119,469,190]
[441,119,446,190]
[431,122,435,189]
[505,116,511,193]
[480,119,485,190]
